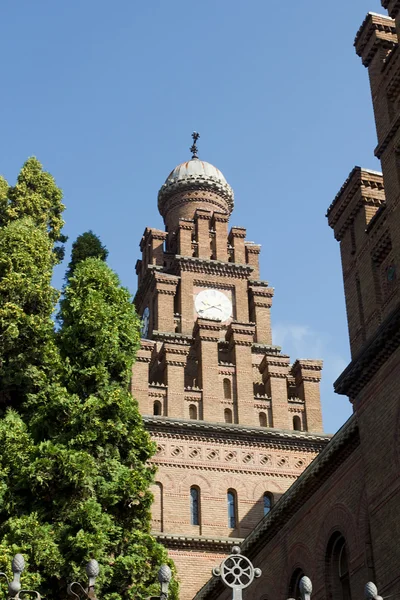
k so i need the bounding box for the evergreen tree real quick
[65,231,109,280]
[0,204,177,599]
[0,218,59,407]
[6,157,67,262]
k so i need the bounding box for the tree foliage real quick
[0,218,59,408]
[0,162,177,600]
[65,231,109,280]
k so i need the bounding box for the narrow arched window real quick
[293,415,301,431]
[190,486,200,525]
[189,404,197,420]
[153,401,162,416]
[223,378,232,399]
[263,492,273,516]
[326,533,351,600]
[227,489,237,528]
[224,408,233,423]
[152,482,163,532]
[288,568,305,600]
[259,412,267,427]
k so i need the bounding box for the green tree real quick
[65,231,109,280]
[0,245,177,599]
[6,157,67,262]
[0,218,60,408]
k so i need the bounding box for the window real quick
[189,404,197,420]
[293,415,301,431]
[223,378,232,399]
[259,412,267,427]
[153,401,162,416]
[227,489,237,528]
[288,568,305,600]
[263,492,273,516]
[326,533,351,600]
[224,408,233,423]
[190,486,200,525]
[152,482,163,532]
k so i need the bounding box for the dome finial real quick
[190,131,200,159]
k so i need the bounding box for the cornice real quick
[174,255,253,279]
[354,12,397,68]
[155,533,243,552]
[334,301,400,396]
[194,415,359,600]
[143,416,331,450]
[381,1,400,20]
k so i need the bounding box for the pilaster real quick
[153,273,179,333]
[131,339,155,415]
[292,360,323,433]
[212,212,229,261]
[159,341,190,418]
[194,318,221,422]
[195,209,212,259]
[249,281,274,344]
[178,218,194,257]
[259,354,290,429]
[227,322,256,426]
[229,227,247,264]
[245,243,261,279]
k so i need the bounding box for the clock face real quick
[195,289,232,322]
[141,306,150,338]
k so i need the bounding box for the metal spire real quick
[190,131,200,158]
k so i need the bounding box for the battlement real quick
[131,329,323,433]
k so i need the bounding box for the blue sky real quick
[0,0,384,433]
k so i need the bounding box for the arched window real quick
[263,492,273,516]
[259,412,267,427]
[153,401,162,416]
[224,408,233,423]
[227,489,237,528]
[190,486,200,526]
[189,404,197,420]
[152,482,163,532]
[288,568,305,600]
[326,533,351,600]
[293,415,302,431]
[223,378,232,399]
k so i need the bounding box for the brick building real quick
[131,134,331,594]
[190,4,400,600]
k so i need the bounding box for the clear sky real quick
[0,0,385,433]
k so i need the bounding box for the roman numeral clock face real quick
[194,289,232,322]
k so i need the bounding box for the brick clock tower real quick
[131,135,330,599]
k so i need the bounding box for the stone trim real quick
[175,255,253,279]
[158,174,234,215]
[143,416,331,448]
[155,533,243,552]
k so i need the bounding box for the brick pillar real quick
[195,209,212,259]
[259,354,290,429]
[292,359,323,432]
[131,340,154,415]
[249,283,274,344]
[227,322,256,426]
[212,212,229,261]
[245,243,261,279]
[194,318,221,422]
[153,273,179,333]
[160,341,190,418]
[229,227,246,264]
[178,218,194,257]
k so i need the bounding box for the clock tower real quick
[131,136,330,599]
